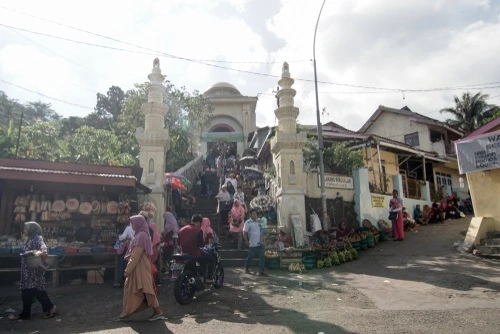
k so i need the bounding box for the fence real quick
[368,170,394,195]
[402,176,423,199]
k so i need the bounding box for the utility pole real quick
[313,0,328,228]
[14,111,24,159]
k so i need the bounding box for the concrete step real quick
[486,231,500,239]
[480,238,500,246]
[475,245,500,256]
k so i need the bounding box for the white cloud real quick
[0,0,499,131]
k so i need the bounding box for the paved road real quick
[1,218,499,333]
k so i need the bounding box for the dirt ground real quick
[0,217,499,334]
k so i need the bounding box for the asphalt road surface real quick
[1,218,499,333]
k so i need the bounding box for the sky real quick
[1,0,500,131]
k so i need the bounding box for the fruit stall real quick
[0,158,150,286]
[264,220,386,273]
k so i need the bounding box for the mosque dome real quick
[204,82,242,97]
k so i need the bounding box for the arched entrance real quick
[205,124,238,169]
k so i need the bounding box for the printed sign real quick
[318,174,354,189]
[371,195,386,208]
[455,129,500,174]
[201,132,244,142]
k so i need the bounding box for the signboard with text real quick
[455,129,500,174]
[318,174,354,189]
[371,195,386,208]
[201,132,244,142]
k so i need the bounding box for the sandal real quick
[148,313,167,322]
[44,306,58,319]
[113,316,130,322]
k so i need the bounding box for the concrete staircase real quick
[193,195,252,267]
[476,231,500,258]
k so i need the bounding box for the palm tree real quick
[440,92,499,133]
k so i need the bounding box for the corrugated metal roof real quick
[0,166,137,180]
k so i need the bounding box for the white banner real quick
[455,129,500,174]
[318,174,354,189]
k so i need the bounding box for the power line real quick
[2,22,500,94]
[8,28,109,87]
[0,5,310,65]
[0,79,94,110]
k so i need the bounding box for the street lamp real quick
[313,0,328,227]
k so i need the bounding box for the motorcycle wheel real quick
[213,263,225,289]
[174,271,196,305]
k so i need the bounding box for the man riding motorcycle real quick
[177,214,215,283]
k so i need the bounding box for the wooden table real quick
[0,252,117,287]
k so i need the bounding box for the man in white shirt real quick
[115,222,135,287]
[243,209,268,277]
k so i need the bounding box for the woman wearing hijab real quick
[201,217,215,246]
[115,215,164,322]
[13,222,57,320]
[389,190,404,241]
[229,199,245,250]
[215,185,231,228]
[162,207,180,270]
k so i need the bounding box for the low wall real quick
[353,168,432,227]
[304,171,354,202]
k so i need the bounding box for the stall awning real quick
[0,158,137,188]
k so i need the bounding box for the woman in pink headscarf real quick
[115,215,164,322]
[201,217,215,246]
[229,199,245,250]
[389,190,404,241]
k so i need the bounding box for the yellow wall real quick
[466,169,500,243]
[363,147,399,194]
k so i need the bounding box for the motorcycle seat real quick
[172,253,195,261]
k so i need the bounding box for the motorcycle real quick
[170,242,224,305]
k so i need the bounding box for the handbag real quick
[114,240,127,255]
[388,212,398,220]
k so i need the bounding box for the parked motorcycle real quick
[170,242,224,305]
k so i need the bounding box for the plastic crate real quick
[12,246,23,254]
[48,247,65,255]
[266,258,280,270]
[92,246,106,253]
[0,247,12,255]
[64,247,78,254]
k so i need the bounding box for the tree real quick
[116,82,214,171]
[67,126,135,166]
[95,86,126,121]
[16,122,62,161]
[23,101,61,125]
[440,92,499,133]
[304,140,364,175]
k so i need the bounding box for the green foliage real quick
[0,80,213,170]
[304,140,363,175]
[17,122,62,161]
[67,126,135,165]
[440,91,499,133]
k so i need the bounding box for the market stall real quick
[0,158,150,286]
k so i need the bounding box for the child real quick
[257,211,268,246]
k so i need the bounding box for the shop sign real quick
[201,132,244,142]
[456,129,500,174]
[371,195,386,208]
[318,174,354,189]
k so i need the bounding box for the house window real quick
[289,160,295,175]
[436,172,452,187]
[430,130,443,143]
[404,132,420,146]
